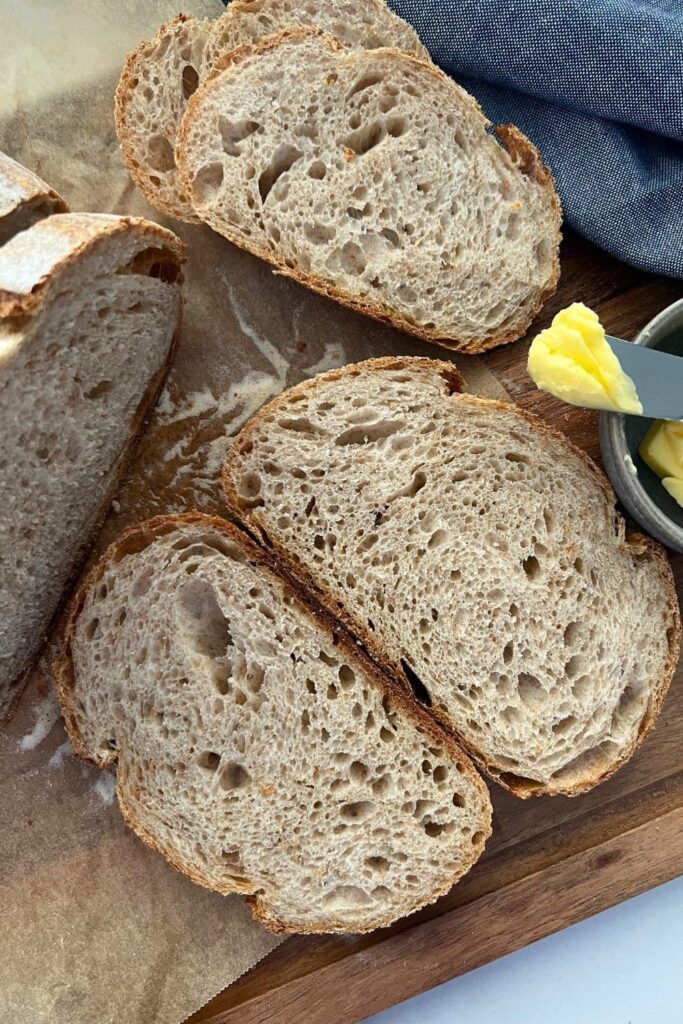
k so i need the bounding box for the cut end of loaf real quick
[0,212,183,721]
[55,513,491,933]
[223,356,679,797]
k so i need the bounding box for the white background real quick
[366,875,683,1024]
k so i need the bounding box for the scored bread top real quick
[223,356,681,796]
[54,513,492,934]
[0,213,184,318]
[115,0,429,222]
[0,150,68,246]
[177,29,561,353]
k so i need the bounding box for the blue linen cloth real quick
[389,0,683,278]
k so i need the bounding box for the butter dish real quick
[600,298,683,553]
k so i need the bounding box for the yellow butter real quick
[662,477,683,508]
[527,302,643,415]
[640,419,683,480]
[640,419,683,510]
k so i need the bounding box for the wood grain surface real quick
[189,228,683,1024]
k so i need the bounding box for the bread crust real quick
[53,510,492,933]
[0,213,185,316]
[115,14,208,223]
[0,151,69,242]
[177,27,562,354]
[222,355,681,798]
[1,213,184,722]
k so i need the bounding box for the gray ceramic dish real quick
[600,298,683,553]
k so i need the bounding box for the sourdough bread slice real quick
[209,0,429,63]
[116,14,213,223]
[54,513,492,934]
[0,151,68,246]
[0,213,183,720]
[116,2,428,222]
[177,30,561,353]
[224,357,681,796]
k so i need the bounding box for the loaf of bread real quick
[0,213,184,719]
[224,357,680,796]
[54,513,492,933]
[0,150,68,245]
[115,0,428,222]
[177,30,561,353]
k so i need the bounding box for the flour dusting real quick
[93,771,117,806]
[48,739,73,769]
[18,691,60,751]
[304,342,347,376]
[127,293,348,517]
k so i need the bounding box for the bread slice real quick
[115,2,428,223]
[0,150,68,246]
[209,0,429,62]
[177,30,561,353]
[116,14,215,223]
[223,357,681,797]
[53,513,492,934]
[0,213,184,720]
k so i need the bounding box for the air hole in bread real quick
[386,116,407,138]
[307,160,327,180]
[196,749,220,773]
[427,528,449,550]
[192,162,224,202]
[340,800,374,822]
[571,675,591,702]
[181,63,199,100]
[259,144,303,202]
[552,715,577,736]
[147,134,175,172]
[400,658,431,706]
[84,380,113,401]
[337,240,366,275]
[335,419,406,446]
[277,414,319,434]
[323,885,373,909]
[517,672,544,709]
[305,222,336,244]
[338,664,355,688]
[176,579,233,659]
[220,116,260,157]
[219,762,251,791]
[342,121,385,157]
[522,554,541,580]
[236,471,264,508]
[347,72,384,99]
[349,760,368,783]
[424,821,446,838]
[564,654,585,679]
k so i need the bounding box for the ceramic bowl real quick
[600,298,683,553]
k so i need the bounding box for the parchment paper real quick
[0,3,510,1022]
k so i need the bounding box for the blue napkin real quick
[389,0,683,278]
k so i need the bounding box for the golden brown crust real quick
[114,14,206,224]
[53,510,491,933]
[177,27,562,355]
[222,355,680,798]
[0,151,69,238]
[0,213,185,317]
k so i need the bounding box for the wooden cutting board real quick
[186,229,683,1024]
